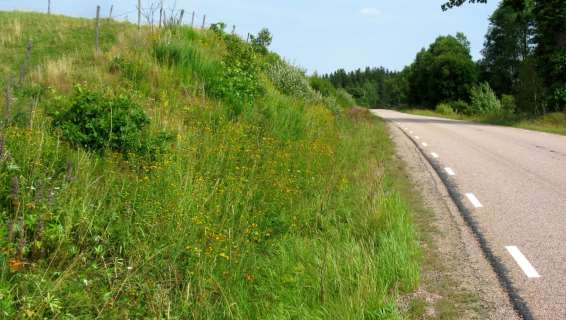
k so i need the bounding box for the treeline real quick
[325,0,565,116]
[321,67,408,108]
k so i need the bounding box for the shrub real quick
[335,88,356,108]
[52,86,166,155]
[469,82,502,115]
[449,100,471,114]
[436,103,455,115]
[549,85,566,112]
[501,94,517,114]
[212,37,264,113]
[309,76,336,97]
[266,60,316,100]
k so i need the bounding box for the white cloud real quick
[360,7,382,17]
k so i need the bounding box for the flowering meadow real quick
[0,12,419,319]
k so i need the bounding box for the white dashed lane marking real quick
[415,136,420,140]
[431,152,439,159]
[506,246,541,278]
[445,167,455,176]
[465,193,483,208]
[422,142,428,147]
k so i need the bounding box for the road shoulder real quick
[387,122,519,319]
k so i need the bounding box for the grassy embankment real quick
[404,109,566,136]
[0,11,420,318]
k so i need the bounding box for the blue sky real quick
[0,0,500,74]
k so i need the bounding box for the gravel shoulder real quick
[388,122,519,319]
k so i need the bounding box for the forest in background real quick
[324,0,565,118]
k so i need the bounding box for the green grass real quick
[0,11,420,318]
[404,108,566,136]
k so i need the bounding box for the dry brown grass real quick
[0,18,22,45]
[346,106,371,120]
[30,56,74,90]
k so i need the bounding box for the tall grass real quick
[0,11,420,318]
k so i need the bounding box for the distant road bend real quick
[372,109,566,320]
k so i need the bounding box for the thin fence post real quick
[48,0,51,15]
[137,0,141,31]
[95,5,101,53]
[232,25,236,35]
[19,39,33,83]
[179,9,185,25]
[201,14,206,29]
[159,8,163,28]
[109,5,113,19]
[191,11,195,28]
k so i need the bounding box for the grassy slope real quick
[404,109,566,136]
[0,11,420,318]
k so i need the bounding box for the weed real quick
[435,103,455,115]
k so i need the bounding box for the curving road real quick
[372,109,566,320]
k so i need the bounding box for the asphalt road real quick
[372,109,566,320]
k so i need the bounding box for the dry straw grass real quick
[31,56,73,90]
[0,19,22,45]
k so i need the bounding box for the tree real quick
[533,0,566,111]
[408,34,478,107]
[456,32,471,52]
[324,67,407,108]
[479,0,535,95]
[515,57,546,114]
[441,0,525,11]
[250,28,273,54]
[442,0,487,11]
[443,0,566,112]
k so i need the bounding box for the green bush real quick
[309,76,336,97]
[52,86,164,155]
[213,37,264,113]
[501,94,517,114]
[435,103,455,115]
[449,100,471,114]
[266,60,316,100]
[549,85,566,112]
[308,77,355,109]
[469,82,502,115]
[335,88,356,108]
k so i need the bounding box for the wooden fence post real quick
[95,5,101,52]
[109,5,113,19]
[179,9,185,25]
[137,0,141,31]
[159,8,163,28]
[191,11,195,27]
[201,14,206,29]
[48,0,51,15]
[232,25,236,35]
[19,40,33,83]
